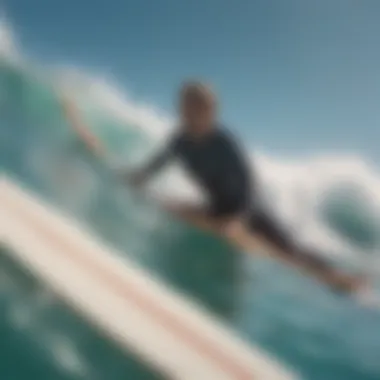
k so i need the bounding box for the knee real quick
[222,219,246,241]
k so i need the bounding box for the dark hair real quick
[179,80,217,108]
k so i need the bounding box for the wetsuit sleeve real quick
[213,132,254,217]
[139,135,179,178]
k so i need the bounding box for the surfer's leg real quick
[247,212,330,270]
[163,202,225,233]
[247,212,293,251]
[247,211,366,293]
[168,197,247,234]
[168,200,249,238]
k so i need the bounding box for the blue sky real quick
[4,0,380,160]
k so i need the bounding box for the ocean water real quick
[1,22,380,380]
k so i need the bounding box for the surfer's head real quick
[179,81,217,135]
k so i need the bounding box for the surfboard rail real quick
[0,174,298,380]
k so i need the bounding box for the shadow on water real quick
[150,219,243,322]
[70,169,244,322]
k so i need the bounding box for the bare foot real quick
[331,273,369,295]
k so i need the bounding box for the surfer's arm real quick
[129,138,178,186]
[60,96,106,158]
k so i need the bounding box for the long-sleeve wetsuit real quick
[140,126,330,272]
[142,127,253,217]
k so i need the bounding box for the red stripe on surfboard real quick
[6,196,254,380]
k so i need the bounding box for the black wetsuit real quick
[143,126,328,270]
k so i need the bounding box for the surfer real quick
[60,84,366,295]
[127,81,366,294]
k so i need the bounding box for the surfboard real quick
[0,173,299,380]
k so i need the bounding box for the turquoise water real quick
[1,59,380,380]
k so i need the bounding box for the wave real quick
[1,19,380,265]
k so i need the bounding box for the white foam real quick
[0,16,20,60]
[50,336,88,377]
[55,68,174,141]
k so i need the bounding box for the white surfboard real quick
[0,174,298,380]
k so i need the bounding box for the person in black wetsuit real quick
[59,86,366,294]
[129,81,366,294]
